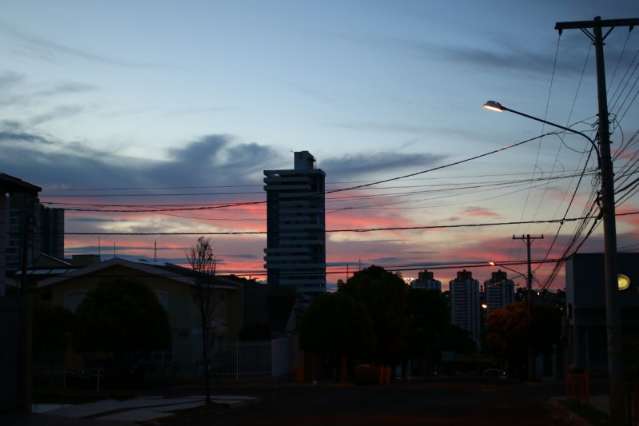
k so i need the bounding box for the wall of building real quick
[565,253,639,371]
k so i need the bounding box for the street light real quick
[482,101,600,162]
[618,273,631,291]
[483,99,622,400]
[488,261,540,285]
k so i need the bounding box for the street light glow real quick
[618,274,631,291]
[488,261,496,266]
[482,100,505,112]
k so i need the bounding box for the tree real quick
[186,236,217,404]
[74,280,170,355]
[485,302,561,378]
[300,293,376,358]
[405,288,450,367]
[338,266,409,364]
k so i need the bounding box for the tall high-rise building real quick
[412,269,442,292]
[483,270,515,311]
[264,151,326,295]
[449,269,480,345]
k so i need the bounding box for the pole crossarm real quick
[556,17,639,32]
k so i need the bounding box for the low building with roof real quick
[35,258,244,376]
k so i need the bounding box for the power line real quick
[39,132,559,213]
[517,35,562,233]
[61,209,639,235]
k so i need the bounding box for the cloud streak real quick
[0,20,156,67]
[320,152,445,178]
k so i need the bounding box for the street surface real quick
[159,379,574,426]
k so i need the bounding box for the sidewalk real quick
[2,395,258,424]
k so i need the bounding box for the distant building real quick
[0,173,42,296]
[449,269,480,345]
[263,151,326,296]
[0,173,42,412]
[39,204,65,260]
[412,269,442,292]
[565,253,639,372]
[484,270,515,311]
[2,176,65,277]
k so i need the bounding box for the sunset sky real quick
[1,0,638,288]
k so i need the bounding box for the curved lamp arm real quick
[483,100,601,164]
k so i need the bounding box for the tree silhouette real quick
[186,236,217,405]
[300,292,375,359]
[339,266,409,364]
[74,280,170,355]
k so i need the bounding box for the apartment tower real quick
[263,151,326,295]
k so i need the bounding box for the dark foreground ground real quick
[158,379,574,426]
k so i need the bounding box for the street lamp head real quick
[618,273,631,291]
[482,100,505,112]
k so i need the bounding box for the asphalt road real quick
[159,380,573,426]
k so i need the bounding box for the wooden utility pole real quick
[513,234,543,381]
[555,16,639,426]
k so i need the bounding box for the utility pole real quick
[513,234,543,381]
[556,17,639,426]
[18,203,34,413]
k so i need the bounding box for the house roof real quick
[0,173,41,194]
[37,258,240,290]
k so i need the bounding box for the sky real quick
[1,0,639,288]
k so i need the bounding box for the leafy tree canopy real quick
[339,266,409,363]
[300,292,375,358]
[75,279,171,354]
[405,288,451,357]
[485,302,561,363]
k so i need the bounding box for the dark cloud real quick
[463,206,501,218]
[320,152,445,178]
[0,71,97,109]
[29,105,86,126]
[0,124,282,193]
[0,70,24,89]
[0,128,53,145]
[0,20,156,67]
[33,82,97,97]
[336,30,632,78]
